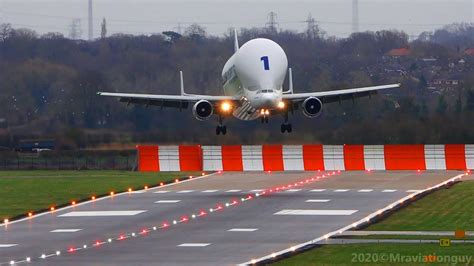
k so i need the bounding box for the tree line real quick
[0,23,473,149]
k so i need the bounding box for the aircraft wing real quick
[97,92,237,109]
[282,84,400,103]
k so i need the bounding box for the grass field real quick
[274,243,474,266]
[274,181,474,265]
[365,181,474,231]
[0,170,200,219]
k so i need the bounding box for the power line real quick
[266,11,278,32]
[88,0,93,40]
[352,0,359,33]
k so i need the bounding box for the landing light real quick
[221,102,231,112]
[277,101,285,109]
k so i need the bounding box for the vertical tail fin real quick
[233,28,239,53]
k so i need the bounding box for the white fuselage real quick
[221,38,288,120]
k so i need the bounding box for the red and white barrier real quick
[137,144,474,172]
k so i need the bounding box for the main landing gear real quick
[260,116,269,124]
[280,112,292,133]
[216,125,227,135]
[281,123,292,133]
[216,116,227,135]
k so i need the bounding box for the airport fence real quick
[0,150,137,170]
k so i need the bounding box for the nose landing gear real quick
[280,112,292,133]
[216,115,227,135]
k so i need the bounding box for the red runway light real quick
[217,170,222,174]
[68,247,75,253]
[119,235,125,240]
[94,241,101,246]
[200,211,207,216]
[162,222,169,227]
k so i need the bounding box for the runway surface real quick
[0,170,463,265]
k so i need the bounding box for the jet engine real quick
[302,97,323,118]
[193,100,214,121]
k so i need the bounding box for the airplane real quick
[98,30,400,135]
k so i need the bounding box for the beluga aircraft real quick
[98,30,400,135]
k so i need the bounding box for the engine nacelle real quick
[302,97,323,118]
[193,100,214,121]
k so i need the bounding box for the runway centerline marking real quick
[228,228,258,232]
[310,189,326,192]
[50,229,82,233]
[382,189,397,192]
[155,200,181,204]
[286,189,302,192]
[407,190,422,192]
[177,243,211,247]
[334,189,350,192]
[274,209,358,216]
[305,199,331,203]
[59,211,147,217]
[177,190,194,193]
[250,189,264,192]
[0,244,17,248]
[358,189,373,192]
[202,190,218,193]
[153,191,170,194]
[226,189,241,193]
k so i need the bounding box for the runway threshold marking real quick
[153,191,170,194]
[274,209,358,216]
[177,190,194,193]
[155,200,181,204]
[382,189,397,192]
[305,199,331,203]
[310,189,326,192]
[358,189,373,192]
[59,211,147,217]
[226,189,242,192]
[50,229,82,233]
[228,228,258,232]
[202,190,219,193]
[0,244,17,248]
[177,243,211,247]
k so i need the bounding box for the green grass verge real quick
[338,235,474,241]
[0,170,200,219]
[365,181,474,231]
[274,243,474,266]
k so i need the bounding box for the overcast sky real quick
[0,0,473,39]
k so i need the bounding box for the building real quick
[386,47,411,57]
[17,139,55,152]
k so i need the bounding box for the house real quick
[464,48,474,56]
[428,75,464,91]
[386,47,411,57]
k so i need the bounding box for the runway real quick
[0,170,463,265]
